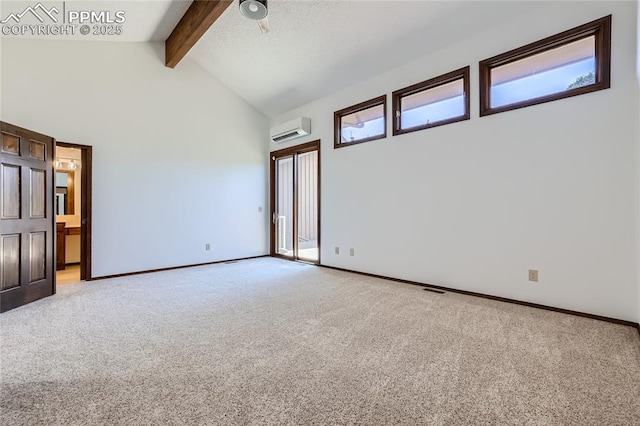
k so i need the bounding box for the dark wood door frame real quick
[56,142,92,281]
[270,140,321,265]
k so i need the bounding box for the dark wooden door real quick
[1,122,55,312]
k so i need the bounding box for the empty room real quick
[1,0,639,424]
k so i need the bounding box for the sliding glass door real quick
[296,150,318,262]
[270,141,320,264]
[274,156,294,257]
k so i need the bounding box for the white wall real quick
[636,0,640,325]
[271,1,640,322]
[1,40,269,277]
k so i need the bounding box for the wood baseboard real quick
[320,264,640,330]
[90,255,269,281]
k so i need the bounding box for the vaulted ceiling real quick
[186,0,546,117]
[0,0,548,117]
[0,0,191,41]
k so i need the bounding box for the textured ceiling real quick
[188,0,544,117]
[0,0,191,41]
[0,1,546,115]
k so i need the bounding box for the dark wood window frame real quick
[479,15,611,117]
[392,66,470,136]
[334,95,387,149]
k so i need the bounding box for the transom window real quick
[479,15,611,116]
[334,95,387,149]
[392,67,470,136]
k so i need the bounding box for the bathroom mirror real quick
[55,171,75,215]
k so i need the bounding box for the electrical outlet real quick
[350,248,355,257]
[335,247,340,255]
[205,243,211,251]
[528,269,538,282]
[258,206,263,212]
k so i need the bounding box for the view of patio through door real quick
[271,141,320,264]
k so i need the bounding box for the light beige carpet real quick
[1,257,639,425]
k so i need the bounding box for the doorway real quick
[270,140,320,264]
[55,142,92,284]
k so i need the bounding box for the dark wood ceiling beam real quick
[165,0,233,69]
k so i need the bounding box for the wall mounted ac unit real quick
[270,117,311,143]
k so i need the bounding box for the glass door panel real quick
[297,151,318,262]
[275,156,294,257]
